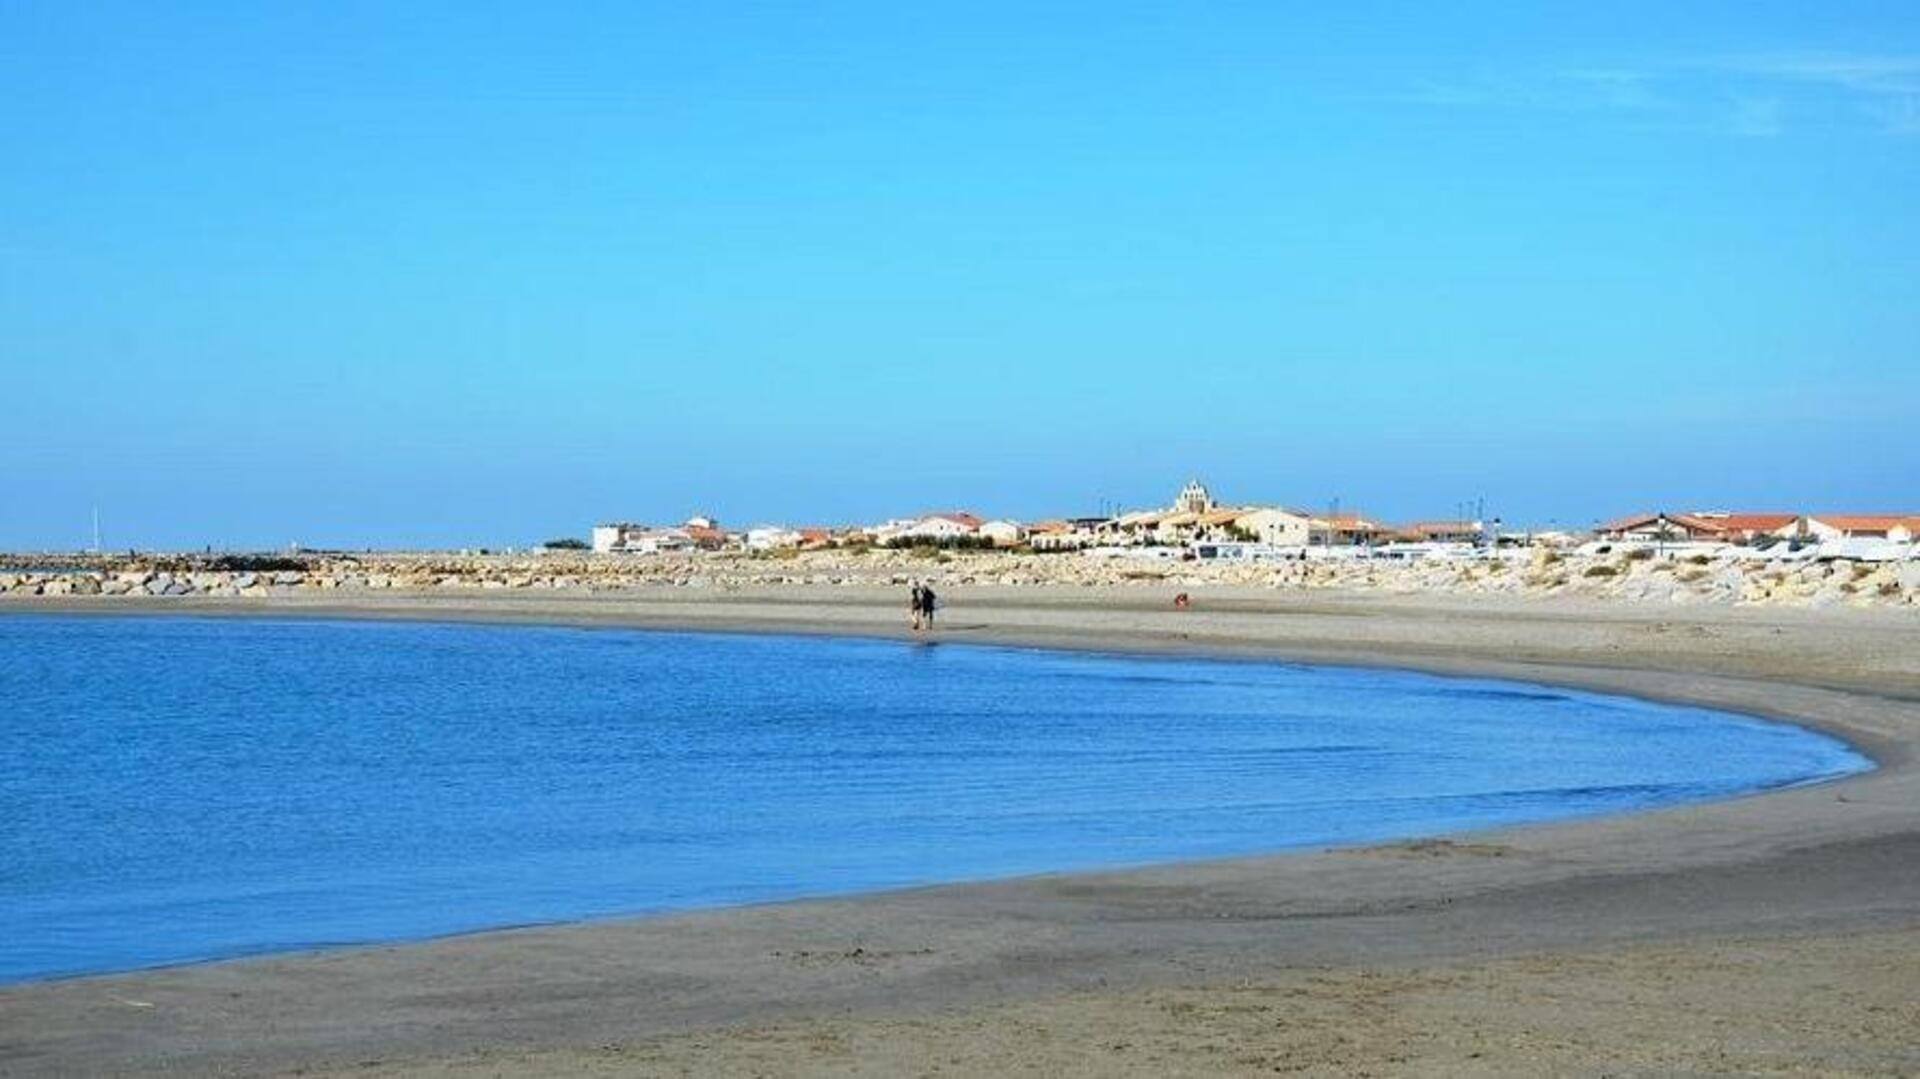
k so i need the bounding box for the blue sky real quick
[2,2,1916,549]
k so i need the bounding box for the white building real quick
[861,518,917,544]
[1029,519,1104,550]
[592,523,695,554]
[1802,515,1919,543]
[905,512,985,540]
[978,519,1026,547]
[1173,480,1215,515]
[590,524,629,554]
[746,526,804,550]
[1233,508,1313,546]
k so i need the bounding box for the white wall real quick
[1236,509,1310,546]
[909,517,976,538]
[979,521,1024,547]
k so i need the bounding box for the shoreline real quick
[8,588,1916,764]
[4,595,1901,772]
[0,603,1879,989]
[3,588,1918,1075]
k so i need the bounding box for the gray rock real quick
[1899,562,1920,592]
[232,573,258,590]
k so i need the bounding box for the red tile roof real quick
[1596,513,1658,533]
[1704,513,1798,533]
[1197,508,1248,526]
[1317,514,1388,531]
[926,512,984,529]
[1809,515,1917,532]
[1597,513,1724,536]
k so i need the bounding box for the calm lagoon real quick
[0,615,1869,983]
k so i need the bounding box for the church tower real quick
[1174,479,1214,514]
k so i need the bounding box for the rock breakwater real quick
[3,548,1917,610]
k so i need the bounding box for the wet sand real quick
[2,587,1917,1076]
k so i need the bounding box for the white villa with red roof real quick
[1803,515,1920,543]
[906,512,985,539]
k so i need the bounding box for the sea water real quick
[0,615,1869,983]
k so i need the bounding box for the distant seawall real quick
[2,549,1917,609]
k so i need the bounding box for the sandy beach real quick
[2,586,1917,1076]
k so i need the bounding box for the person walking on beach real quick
[920,583,938,630]
[908,581,926,632]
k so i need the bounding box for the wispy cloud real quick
[1556,68,1666,111]
[1710,54,1920,96]
[1371,70,1670,116]
[1380,52,1920,138]
[1702,53,1920,135]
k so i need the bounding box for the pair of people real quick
[908,580,939,631]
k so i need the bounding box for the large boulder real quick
[1808,585,1847,608]
[1898,562,1920,592]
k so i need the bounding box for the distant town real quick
[6,479,1913,605]
[591,480,1920,563]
